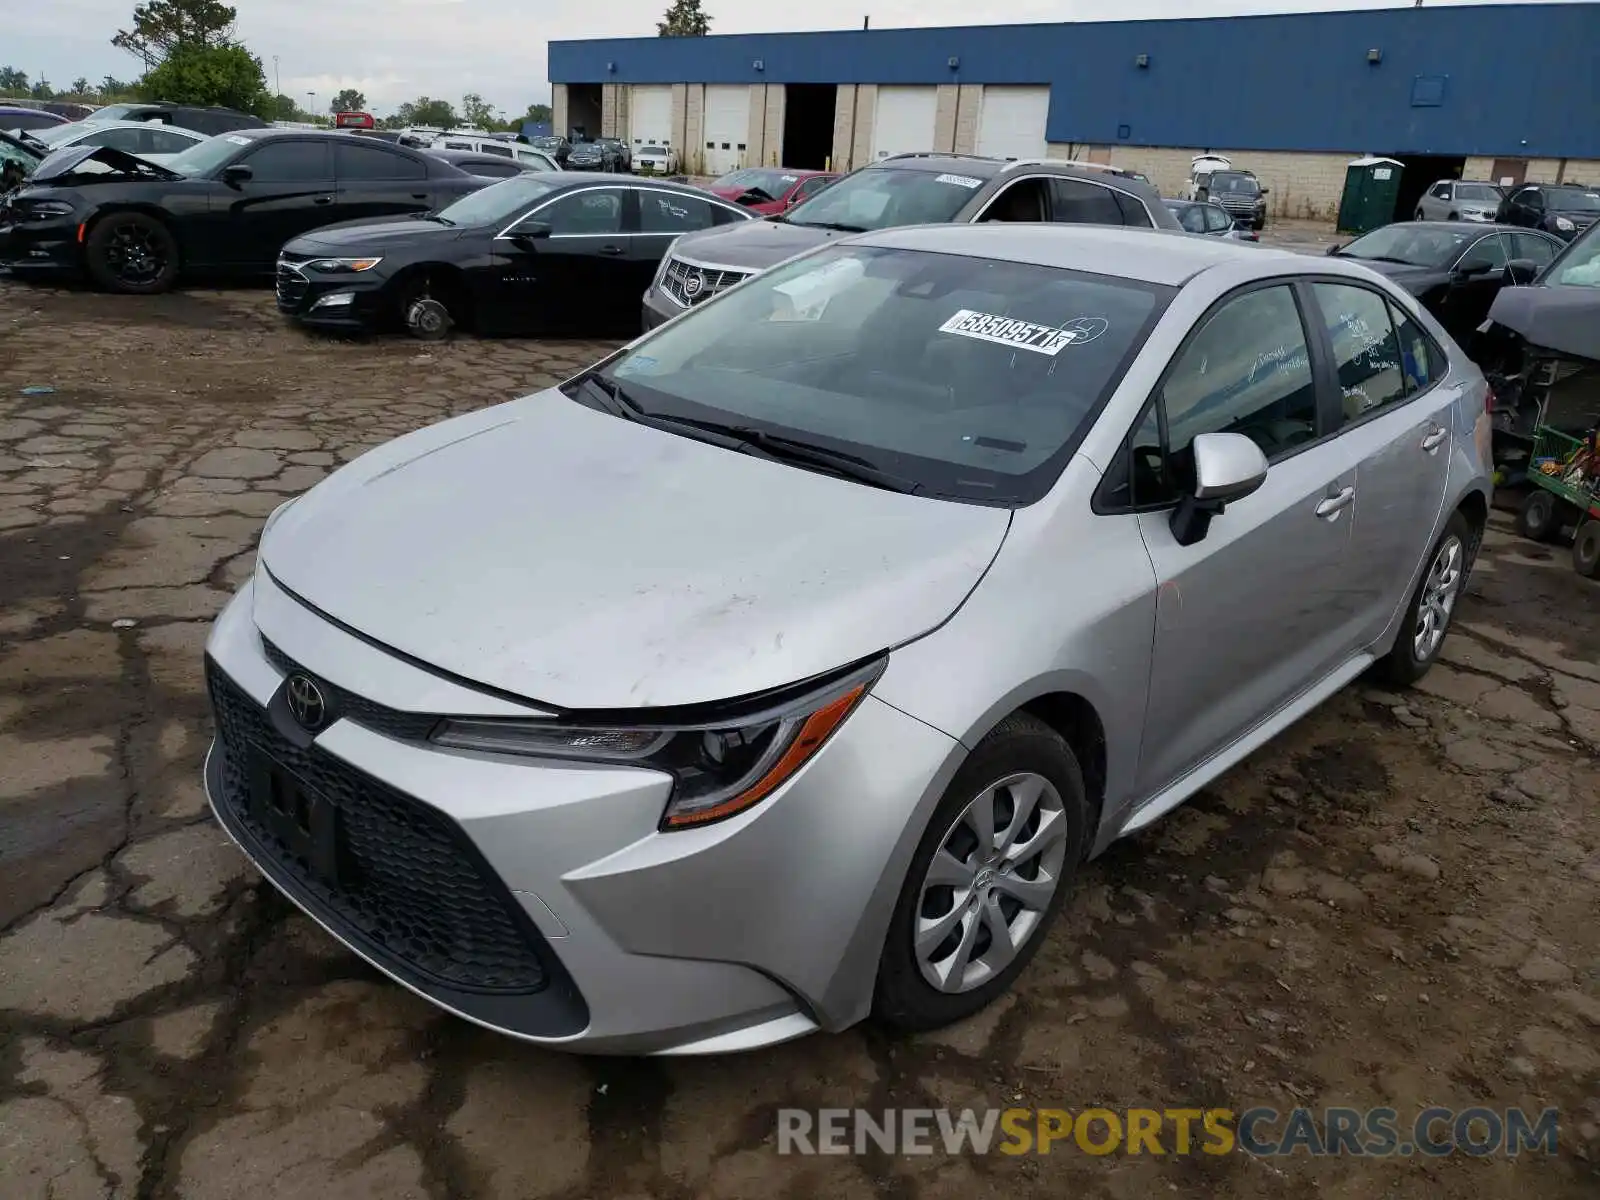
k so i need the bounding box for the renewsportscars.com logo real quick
[776,1106,1562,1158]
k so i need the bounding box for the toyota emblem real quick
[285,673,328,731]
[681,271,705,300]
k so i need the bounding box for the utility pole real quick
[273,55,280,97]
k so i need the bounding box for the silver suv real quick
[205,224,1490,1053]
[642,153,1183,330]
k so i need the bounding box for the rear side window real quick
[639,191,714,233]
[1049,179,1124,225]
[472,160,520,177]
[1112,190,1153,227]
[481,143,513,158]
[1313,282,1408,425]
[1388,301,1448,395]
[1204,205,1233,233]
[244,140,332,181]
[336,142,425,180]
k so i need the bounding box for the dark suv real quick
[642,153,1182,329]
[86,102,268,137]
[1497,181,1600,242]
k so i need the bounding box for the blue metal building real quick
[549,4,1600,172]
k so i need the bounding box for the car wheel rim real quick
[1413,534,1464,661]
[914,771,1068,995]
[107,226,163,284]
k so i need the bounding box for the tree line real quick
[4,0,708,129]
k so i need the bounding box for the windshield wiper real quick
[787,220,869,233]
[582,378,920,494]
[1347,253,1423,266]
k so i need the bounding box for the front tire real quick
[1377,510,1474,686]
[1415,209,1425,221]
[85,212,179,295]
[873,713,1089,1032]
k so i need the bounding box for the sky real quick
[4,0,1584,120]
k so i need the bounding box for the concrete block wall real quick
[851,85,877,169]
[933,85,958,154]
[552,84,568,142]
[1463,156,1600,185]
[746,85,768,165]
[830,84,878,171]
[953,85,983,156]
[600,84,618,139]
[684,84,705,174]
[669,84,688,171]
[831,86,856,171]
[1050,145,1357,220]
[762,85,785,169]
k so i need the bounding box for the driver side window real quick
[540,188,624,235]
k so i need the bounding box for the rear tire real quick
[873,713,1089,1032]
[1377,510,1475,686]
[1574,521,1600,578]
[1448,211,1459,221]
[85,212,179,295]
[1517,489,1565,543]
[1415,209,1425,221]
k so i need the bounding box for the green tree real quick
[30,79,54,100]
[392,96,457,128]
[0,67,26,92]
[113,0,238,68]
[522,102,553,125]
[138,43,272,117]
[657,0,710,37]
[100,75,134,98]
[330,87,366,113]
[71,77,92,95]
[461,92,497,128]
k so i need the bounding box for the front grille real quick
[275,263,308,309]
[659,255,751,308]
[260,637,439,742]
[207,658,551,993]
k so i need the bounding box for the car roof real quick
[553,171,701,191]
[855,223,1300,286]
[70,119,205,135]
[1380,220,1528,234]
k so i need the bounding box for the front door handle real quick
[598,244,625,256]
[411,192,428,200]
[1315,486,1355,519]
[1421,425,1449,452]
[313,195,335,205]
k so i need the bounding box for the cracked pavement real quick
[2,281,1597,1199]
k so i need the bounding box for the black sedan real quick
[0,129,488,294]
[425,148,551,180]
[565,140,626,172]
[274,173,754,339]
[1325,220,1565,347]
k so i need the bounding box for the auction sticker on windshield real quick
[935,174,984,189]
[225,135,253,146]
[938,310,1109,355]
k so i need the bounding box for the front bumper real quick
[641,287,679,332]
[276,260,389,330]
[0,216,82,274]
[203,573,961,1053]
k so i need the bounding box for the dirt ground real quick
[1,258,1596,1200]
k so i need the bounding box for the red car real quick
[705,167,839,216]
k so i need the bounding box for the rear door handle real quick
[313,195,335,205]
[411,192,428,200]
[598,244,625,256]
[1315,486,1355,519]
[1421,425,1449,452]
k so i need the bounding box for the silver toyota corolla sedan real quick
[203,224,1492,1055]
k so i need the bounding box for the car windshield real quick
[89,104,137,121]
[1549,186,1600,212]
[592,244,1170,504]
[713,168,798,194]
[1549,224,1600,287]
[783,167,986,232]
[1209,172,1259,195]
[1165,203,1210,234]
[163,133,256,177]
[433,175,561,226]
[1339,224,1473,267]
[533,137,563,149]
[1456,183,1502,203]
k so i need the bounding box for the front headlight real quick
[650,244,678,290]
[431,659,883,829]
[1555,216,1575,232]
[305,256,383,273]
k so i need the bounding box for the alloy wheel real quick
[1413,534,1465,661]
[107,226,164,285]
[914,771,1069,994]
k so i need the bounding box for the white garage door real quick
[976,86,1050,161]
[702,85,750,175]
[630,85,673,156]
[871,86,937,161]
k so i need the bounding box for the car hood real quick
[1488,284,1600,363]
[287,217,464,252]
[27,144,183,185]
[259,391,1010,710]
[670,217,848,271]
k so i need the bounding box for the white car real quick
[430,134,559,172]
[25,119,207,165]
[634,142,674,175]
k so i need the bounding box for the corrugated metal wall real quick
[548,5,1600,159]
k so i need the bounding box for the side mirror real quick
[1324,243,1343,256]
[1504,258,1538,286]
[509,221,551,251]
[221,163,253,186]
[1170,432,1269,547]
[1259,186,1270,195]
[1455,260,1495,278]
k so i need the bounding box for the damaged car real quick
[0,130,488,294]
[1476,220,1600,485]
